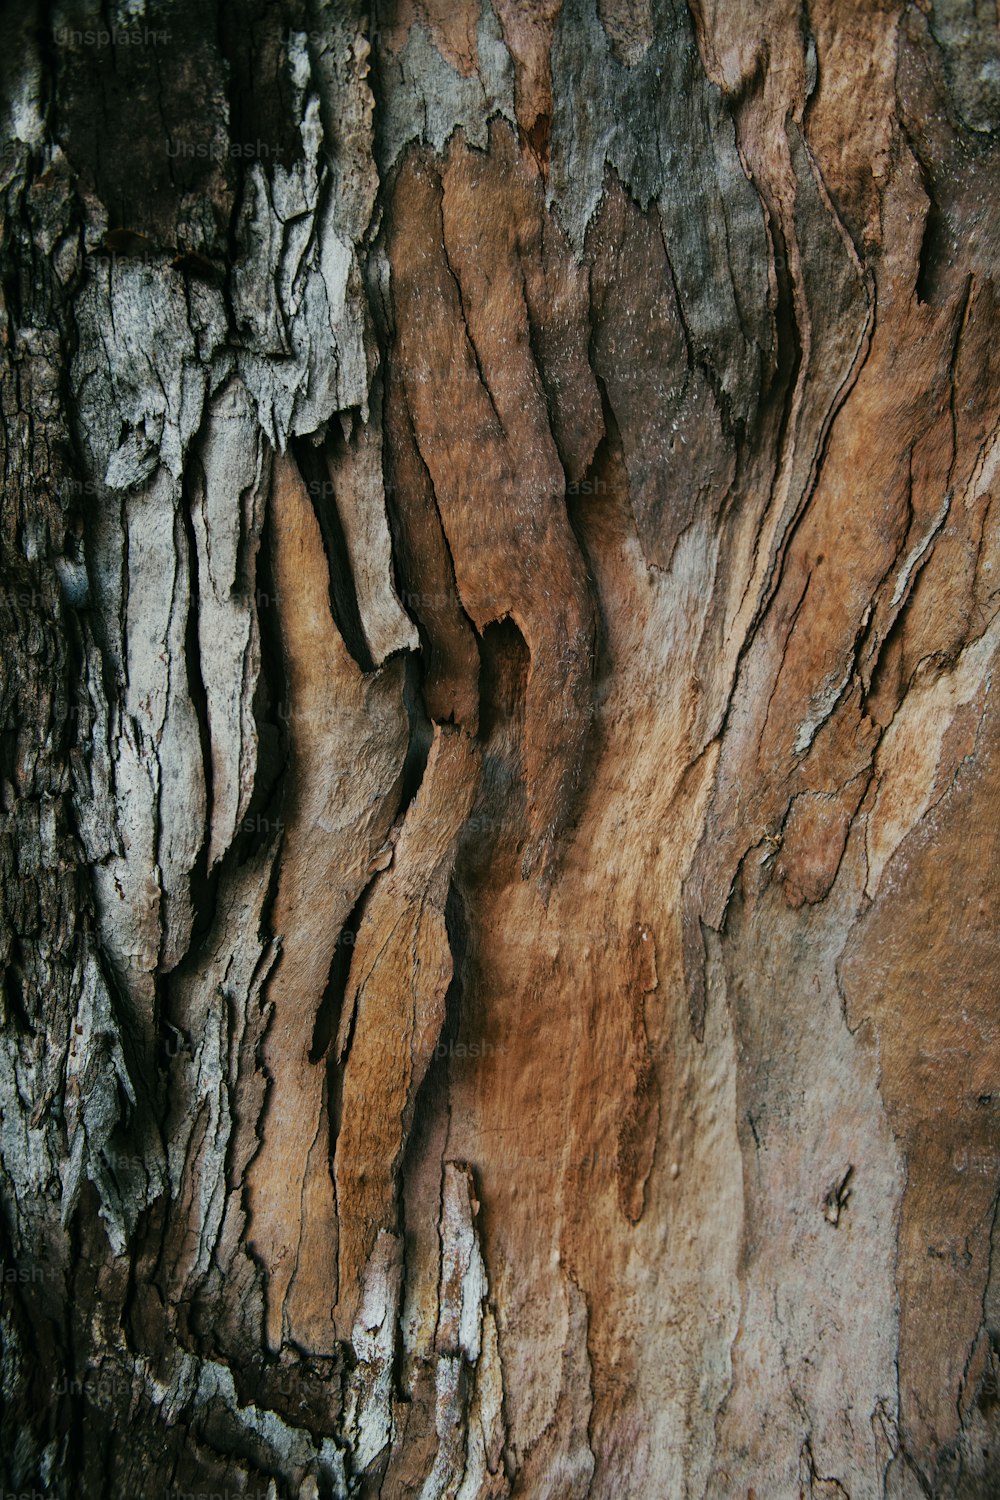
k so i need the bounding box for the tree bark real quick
[1,1,998,1495]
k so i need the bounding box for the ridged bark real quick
[1,2,998,1495]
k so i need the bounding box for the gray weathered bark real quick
[1,1,999,1495]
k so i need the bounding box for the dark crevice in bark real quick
[311,876,374,1073]
[386,379,483,661]
[217,0,305,174]
[751,293,873,700]
[728,230,805,647]
[61,1294,88,1499]
[476,616,529,746]
[514,250,561,466]
[240,490,290,866]
[741,205,799,470]
[291,435,375,674]
[398,646,435,812]
[325,879,386,1182]
[455,616,529,886]
[177,458,220,962]
[915,162,949,308]
[2,951,35,1037]
[525,111,551,177]
[944,276,973,501]
[439,882,470,1069]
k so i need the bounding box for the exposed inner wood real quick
[0,1,997,1496]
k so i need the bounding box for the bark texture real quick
[1,1,999,1496]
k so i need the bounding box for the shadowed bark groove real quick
[0,0,998,1496]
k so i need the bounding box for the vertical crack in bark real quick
[291,433,376,674]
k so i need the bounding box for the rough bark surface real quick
[0,1,998,1496]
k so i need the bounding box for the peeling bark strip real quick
[0,0,998,1494]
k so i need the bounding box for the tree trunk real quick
[1,1,998,1495]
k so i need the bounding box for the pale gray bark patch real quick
[50,11,402,1312]
[374,0,516,169]
[81,466,205,995]
[709,875,903,1497]
[344,1229,404,1474]
[420,1163,509,1500]
[72,259,228,489]
[190,378,270,867]
[61,951,165,1251]
[231,23,382,445]
[0,953,139,1247]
